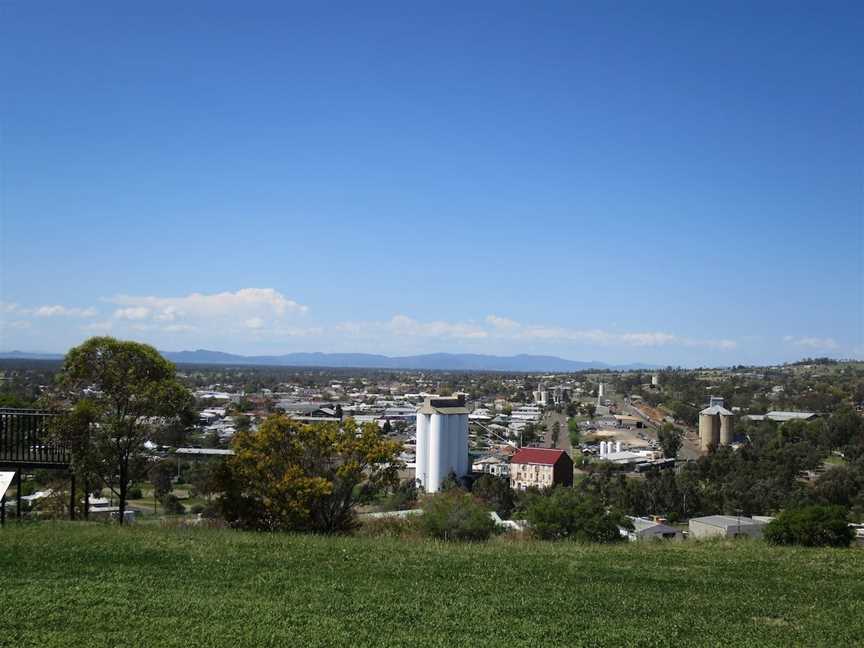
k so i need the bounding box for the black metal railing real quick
[0,408,70,467]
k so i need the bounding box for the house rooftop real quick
[510,447,569,466]
[690,515,764,528]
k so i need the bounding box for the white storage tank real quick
[414,395,471,493]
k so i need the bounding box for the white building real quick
[510,405,542,422]
[620,516,682,542]
[688,515,768,539]
[415,395,471,493]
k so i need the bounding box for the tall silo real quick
[414,395,471,493]
[427,413,444,491]
[415,413,430,488]
[699,397,734,451]
[719,413,735,445]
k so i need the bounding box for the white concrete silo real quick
[415,395,471,493]
[415,413,430,489]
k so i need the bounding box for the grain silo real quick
[415,394,471,493]
[698,397,734,451]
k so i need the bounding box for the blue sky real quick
[1,1,862,366]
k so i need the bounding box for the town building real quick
[688,515,768,539]
[620,516,682,542]
[509,448,573,490]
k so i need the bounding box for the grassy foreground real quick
[2,523,863,647]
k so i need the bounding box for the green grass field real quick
[2,523,863,647]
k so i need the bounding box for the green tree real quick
[59,337,193,525]
[764,505,853,547]
[657,423,683,459]
[162,493,186,515]
[233,414,251,434]
[472,474,515,518]
[222,416,401,533]
[568,418,582,448]
[523,487,630,542]
[814,466,860,507]
[149,461,174,500]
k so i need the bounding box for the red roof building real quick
[509,448,573,490]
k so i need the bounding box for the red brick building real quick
[509,448,573,490]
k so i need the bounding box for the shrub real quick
[523,487,629,542]
[357,515,421,539]
[764,505,853,547]
[380,478,419,512]
[420,491,496,541]
[127,487,143,500]
[190,504,205,515]
[162,494,186,515]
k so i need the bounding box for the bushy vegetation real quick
[216,416,401,533]
[419,490,497,541]
[2,523,863,647]
[520,487,630,542]
[764,506,854,547]
[577,408,864,520]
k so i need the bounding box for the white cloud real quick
[390,314,488,339]
[338,315,488,340]
[783,335,839,350]
[108,288,307,322]
[33,305,97,318]
[114,307,151,320]
[1,302,97,318]
[333,314,734,349]
[83,320,114,333]
[244,317,265,330]
[516,325,734,349]
[485,314,521,331]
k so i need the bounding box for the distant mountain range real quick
[0,349,656,372]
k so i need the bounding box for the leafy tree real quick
[149,461,174,500]
[584,403,596,420]
[380,478,419,512]
[162,494,186,515]
[472,474,515,518]
[221,416,401,533]
[58,337,193,525]
[764,505,853,547]
[815,466,861,507]
[523,487,630,542]
[233,414,251,434]
[187,461,220,502]
[568,418,582,448]
[382,419,393,435]
[657,423,682,459]
[420,490,496,541]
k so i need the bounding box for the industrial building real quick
[415,394,470,493]
[509,448,573,490]
[698,396,735,451]
[620,516,682,542]
[744,411,819,423]
[688,515,768,539]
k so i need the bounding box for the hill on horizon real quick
[0,349,657,372]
